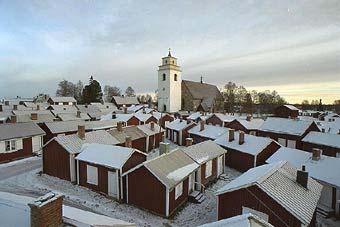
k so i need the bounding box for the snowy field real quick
[0,166,240,227]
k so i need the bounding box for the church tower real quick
[158,49,182,113]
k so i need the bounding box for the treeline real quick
[55,76,136,104]
[222,82,286,114]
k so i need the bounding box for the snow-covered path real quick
[0,156,41,181]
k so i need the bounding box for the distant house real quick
[267,147,340,217]
[43,128,120,182]
[216,161,323,227]
[151,112,174,128]
[215,129,280,172]
[0,122,45,163]
[302,131,340,157]
[137,123,164,152]
[205,113,237,127]
[165,119,196,145]
[226,118,264,136]
[181,80,224,112]
[183,140,227,187]
[258,117,320,149]
[107,123,147,152]
[133,112,158,125]
[111,96,139,109]
[47,97,77,106]
[199,213,273,227]
[123,149,199,217]
[188,121,228,144]
[76,143,146,201]
[274,104,300,119]
[10,110,56,125]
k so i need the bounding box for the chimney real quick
[117,121,123,132]
[11,115,17,123]
[246,115,252,121]
[180,118,183,123]
[76,111,81,118]
[36,105,40,110]
[111,111,116,119]
[5,101,9,105]
[296,165,308,189]
[78,125,85,139]
[31,113,38,121]
[200,120,205,131]
[159,142,170,155]
[150,122,155,131]
[28,192,64,227]
[321,128,325,133]
[123,107,127,114]
[338,129,340,135]
[239,131,245,145]
[13,104,18,110]
[0,105,2,112]
[185,138,193,147]
[186,119,191,124]
[125,136,132,148]
[312,148,322,161]
[228,129,235,142]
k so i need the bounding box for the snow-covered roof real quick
[108,125,146,143]
[266,147,340,188]
[144,149,199,189]
[48,96,76,103]
[183,140,227,164]
[302,131,340,149]
[112,96,139,105]
[187,112,201,120]
[315,119,340,134]
[260,117,316,136]
[54,130,120,154]
[45,120,118,134]
[199,213,273,227]
[233,118,264,130]
[127,104,148,113]
[133,112,153,122]
[136,107,156,114]
[57,113,91,122]
[209,113,237,122]
[216,161,323,226]
[283,104,300,111]
[188,124,228,140]
[76,143,144,169]
[49,105,78,114]
[0,122,45,141]
[214,131,276,156]
[137,123,164,136]
[151,112,173,120]
[165,118,195,131]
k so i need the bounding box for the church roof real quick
[182,80,223,101]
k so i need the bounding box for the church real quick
[157,50,224,113]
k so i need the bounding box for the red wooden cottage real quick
[76,143,146,201]
[216,161,323,227]
[137,122,164,152]
[258,117,320,149]
[165,119,196,145]
[183,140,227,187]
[43,126,120,182]
[214,129,280,172]
[133,112,158,125]
[226,117,264,136]
[302,131,340,157]
[205,113,237,127]
[274,104,300,119]
[123,149,199,217]
[0,122,45,163]
[188,121,228,144]
[151,112,174,128]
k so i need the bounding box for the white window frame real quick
[5,140,17,152]
[205,160,212,178]
[5,141,11,151]
[86,165,98,185]
[175,182,183,200]
[287,140,296,148]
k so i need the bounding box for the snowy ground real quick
[0,162,240,227]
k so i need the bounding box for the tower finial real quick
[168,48,172,57]
[200,76,203,83]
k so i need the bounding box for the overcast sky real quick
[1,0,340,103]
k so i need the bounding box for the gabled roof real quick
[112,96,139,106]
[266,147,340,188]
[165,118,195,131]
[208,113,237,123]
[182,80,223,100]
[53,130,120,154]
[44,120,118,134]
[127,104,147,113]
[302,131,340,149]
[57,113,91,122]
[189,124,228,140]
[0,122,45,141]
[214,131,277,156]
[260,117,316,136]
[234,119,264,130]
[151,112,173,121]
[137,123,164,136]
[15,113,56,123]
[108,126,146,143]
[283,104,300,111]
[144,149,199,189]
[133,112,153,122]
[183,140,227,164]
[199,213,273,227]
[49,105,78,114]
[216,161,323,226]
[48,97,76,103]
[76,143,145,169]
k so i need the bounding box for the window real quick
[5,140,17,151]
[11,140,16,150]
[165,60,167,64]
[175,182,183,199]
[287,140,296,148]
[174,74,178,81]
[5,141,10,151]
[162,74,166,81]
[163,105,167,112]
[205,160,212,178]
[87,165,98,185]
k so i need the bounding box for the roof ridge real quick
[257,161,287,184]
